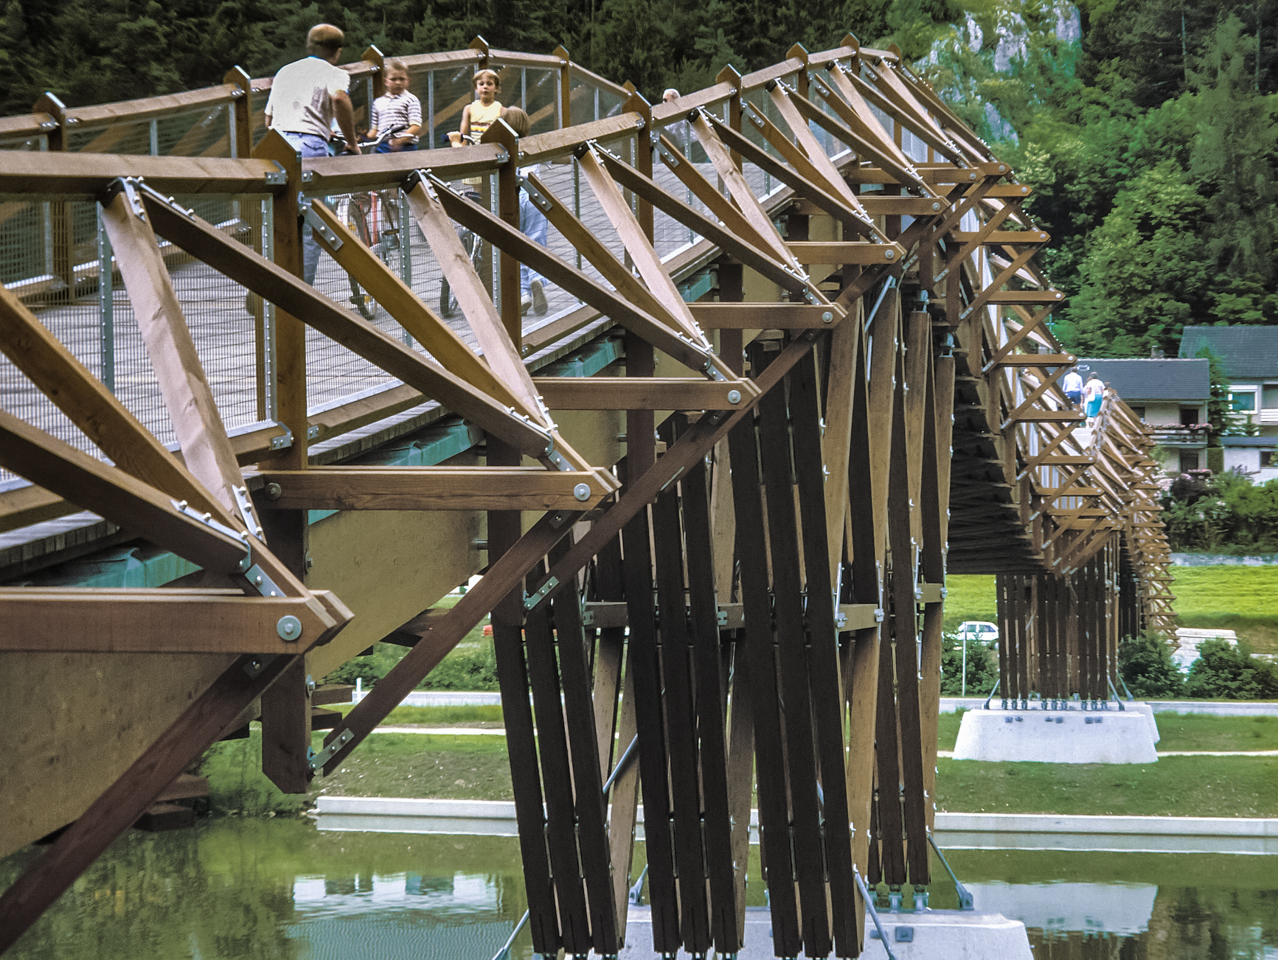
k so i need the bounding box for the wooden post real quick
[223,66,254,159]
[32,93,74,298]
[362,45,385,100]
[552,45,572,128]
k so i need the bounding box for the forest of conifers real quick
[0,0,1275,354]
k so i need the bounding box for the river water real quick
[2,819,1275,958]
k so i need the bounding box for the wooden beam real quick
[689,302,846,329]
[533,376,760,410]
[0,588,343,653]
[256,466,620,510]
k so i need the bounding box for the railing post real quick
[251,130,308,473]
[552,45,571,129]
[250,129,312,792]
[619,87,656,474]
[223,66,254,159]
[32,92,74,298]
[716,64,743,170]
[363,44,385,103]
[470,35,490,69]
[788,42,810,98]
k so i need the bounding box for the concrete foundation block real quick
[619,906,1032,959]
[952,703,1159,763]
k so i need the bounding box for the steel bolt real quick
[727,389,742,404]
[277,616,302,642]
[573,482,591,501]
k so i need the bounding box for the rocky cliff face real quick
[922,1,1082,145]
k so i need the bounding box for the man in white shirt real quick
[264,23,360,283]
[1062,367,1083,407]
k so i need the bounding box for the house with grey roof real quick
[1075,357,1210,474]
[1179,326,1278,481]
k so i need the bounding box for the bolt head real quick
[277,615,303,642]
[727,389,742,404]
[265,482,282,500]
[573,482,591,501]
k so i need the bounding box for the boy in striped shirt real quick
[367,60,421,152]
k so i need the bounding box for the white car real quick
[956,621,999,645]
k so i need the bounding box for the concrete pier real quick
[952,702,1159,763]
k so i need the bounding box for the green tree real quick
[1057,160,1210,355]
[1187,16,1278,320]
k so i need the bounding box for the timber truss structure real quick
[0,35,1175,958]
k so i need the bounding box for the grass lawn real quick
[313,732,513,802]
[934,755,1278,817]
[941,575,997,630]
[943,568,1278,654]
[1170,565,1278,653]
[1149,712,1278,751]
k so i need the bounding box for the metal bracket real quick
[519,176,554,214]
[524,576,559,612]
[301,200,342,251]
[243,562,285,598]
[269,422,294,450]
[263,164,287,187]
[309,728,353,773]
[232,485,262,540]
[172,498,252,571]
[102,176,148,220]
[545,446,573,472]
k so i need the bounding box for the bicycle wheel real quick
[338,196,379,320]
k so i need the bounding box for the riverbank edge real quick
[312,797,1278,838]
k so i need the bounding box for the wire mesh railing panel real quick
[156,103,233,158]
[168,195,270,432]
[0,195,114,484]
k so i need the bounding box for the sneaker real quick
[530,279,547,315]
[520,294,532,315]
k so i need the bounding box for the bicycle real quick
[335,190,404,321]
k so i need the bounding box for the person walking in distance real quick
[1083,373,1104,427]
[1062,366,1083,407]
[264,24,361,284]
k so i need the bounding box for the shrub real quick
[940,634,1000,697]
[1118,632,1183,699]
[1184,639,1278,700]
[321,642,407,688]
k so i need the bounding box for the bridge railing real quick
[0,41,879,504]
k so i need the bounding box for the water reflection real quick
[2,819,532,960]
[2,823,1276,959]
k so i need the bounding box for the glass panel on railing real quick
[67,121,151,155]
[156,104,232,157]
[0,134,45,151]
[522,68,558,135]
[429,64,481,149]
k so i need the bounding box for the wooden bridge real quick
[0,36,1174,957]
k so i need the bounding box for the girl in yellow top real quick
[453,69,502,144]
